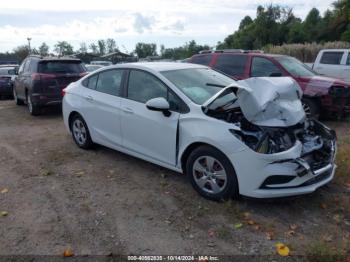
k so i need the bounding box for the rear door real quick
[212,54,248,79]
[120,69,180,166]
[81,69,125,147]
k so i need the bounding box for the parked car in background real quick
[13,55,87,115]
[86,64,103,72]
[91,61,112,66]
[305,49,350,82]
[189,50,350,118]
[62,62,336,200]
[0,66,17,98]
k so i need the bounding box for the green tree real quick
[38,42,49,56]
[79,42,88,53]
[13,45,30,61]
[106,38,117,53]
[134,43,157,58]
[303,8,322,42]
[97,40,106,55]
[54,41,73,56]
[89,43,98,54]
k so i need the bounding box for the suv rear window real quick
[215,54,247,76]
[38,61,85,74]
[320,52,344,65]
[191,55,212,66]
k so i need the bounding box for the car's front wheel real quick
[186,145,239,201]
[70,114,93,149]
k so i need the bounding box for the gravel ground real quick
[0,99,349,258]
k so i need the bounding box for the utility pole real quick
[27,37,32,54]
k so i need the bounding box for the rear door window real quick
[191,55,212,66]
[347,53,350,65]
[87,74,98,90]
[95,69,123,96]
[320,52,344,65]
[215,54,247,76]
[38,61,85,74]
[251,57,283,77]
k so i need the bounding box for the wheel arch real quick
[68,111,83,131]
[180,142,231,174]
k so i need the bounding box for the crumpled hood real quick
[236,77,305,127]
[203,77,306,127]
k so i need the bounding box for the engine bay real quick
[205,105,335,170]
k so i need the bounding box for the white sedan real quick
[62,62,336,200]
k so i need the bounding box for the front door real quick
[120,69,179,166]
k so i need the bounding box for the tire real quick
[27,94,41,116]
[70,114,93,149]
[13,88,24,105]
[302,98,320,119]
[186,145,239,201]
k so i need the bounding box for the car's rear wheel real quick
[186,145,239,201]
[302,98,319,119]
[27,94,41,116]
[13,88,24,105]
[70,114,93,149]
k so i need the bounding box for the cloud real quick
[0,0,336,52]
[133,13,155,33]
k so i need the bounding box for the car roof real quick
[0,66,16,70]
[112,62,207,72]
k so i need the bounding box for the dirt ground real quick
[0,99,349,258]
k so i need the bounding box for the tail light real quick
[31,73,56,81]
[61,88,67,97]
[79,72,88,77]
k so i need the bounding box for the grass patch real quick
[335,136,350,184]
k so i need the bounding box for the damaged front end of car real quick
[203,77,337,197]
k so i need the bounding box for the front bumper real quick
[229,122,336,198]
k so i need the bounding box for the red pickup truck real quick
[189,50,350,118]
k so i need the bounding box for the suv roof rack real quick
[198,49,264,54]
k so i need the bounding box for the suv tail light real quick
[79,72,88,77]
[31,73,56,81]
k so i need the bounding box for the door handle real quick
[85,95,94,101]
[122,107,134,114]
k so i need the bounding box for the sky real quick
[0,0,336,53]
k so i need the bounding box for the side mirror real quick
[270,72,282,77]
[146,97,171,117]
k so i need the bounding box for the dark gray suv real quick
[13,55,87,115]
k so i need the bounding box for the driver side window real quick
[251,57,282,77]
[128,70,167,103]
[127,70,184,112]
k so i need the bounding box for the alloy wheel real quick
[192,156,227,194]
[72,119,87,146]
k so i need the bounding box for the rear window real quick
[320,52,344,65]
[214,54,247,76]
[191,55,212,66]
[38,61,85,74]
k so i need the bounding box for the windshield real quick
[38,61,85,74]
[161,68,235,104]
[275,56,316,77]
